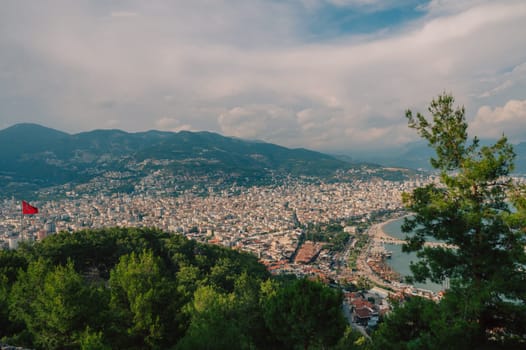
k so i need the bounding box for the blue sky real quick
[304,1,427,39]
[1,0,525,152]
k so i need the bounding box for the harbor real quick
[361,216,447,298]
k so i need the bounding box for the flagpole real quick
[20,200,24,241]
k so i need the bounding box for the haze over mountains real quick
[348,140,526,173]
[2,123,524,199]
[0,123,364,198]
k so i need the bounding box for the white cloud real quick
[471,100,526,141]
[477,80,514,99]
[421,0,490,14]
[155,118,193,132]
[110,11,139,18]
[302,0,413,11]
[155,118,180,129]
[218,105,298,141]
[476,61,526,100]
[324,0,386,6]
[106,119,120,127]
[0,0,525,151]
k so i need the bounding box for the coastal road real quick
[353,222,404,290]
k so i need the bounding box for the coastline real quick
[360,214,443,297]
[369,214,411,244]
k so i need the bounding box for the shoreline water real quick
[378,217,406,236]
[370,214,411,243]
[367,214,444,295]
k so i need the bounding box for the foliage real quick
[78,327,111,350]
[332,326,370,350]
[396,93,526,347]
[372,290,522,350]
[372,297,441,350]
[177,285,251,350]
[348,234,369,271]
[355,276,372,292]
[0,227,349,349]
[0,274,10,338]
[108,250,181,349]
[8,259,107,349]
[261,278,347,350]
[0,249,28,283]
[303,223,350,252]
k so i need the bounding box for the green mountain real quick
[0,123,353,198]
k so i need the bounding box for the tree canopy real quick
[261,278,347,350]
[374,93,526,348]
[0,227,352,349]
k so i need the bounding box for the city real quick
[2,170,525,336]
[1,171,438,329]
[0,173,434,279]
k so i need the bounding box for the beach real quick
[369,215,410,244]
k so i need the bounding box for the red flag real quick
[22,200,38,215]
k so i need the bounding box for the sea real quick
[381,217,445,293]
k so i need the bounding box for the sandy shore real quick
[369,215,410,243]
[373,214,454,249]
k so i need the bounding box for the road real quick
[342,301,371,340]
[344,222,405,290]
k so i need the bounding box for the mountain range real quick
[0,123,370,198]
[3,123,522,200]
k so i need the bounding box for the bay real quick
[382,217,445,293]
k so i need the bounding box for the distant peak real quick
[1,123,70,136]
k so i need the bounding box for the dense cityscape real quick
[1,174,432,265]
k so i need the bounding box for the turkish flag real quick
[22,200,38,215]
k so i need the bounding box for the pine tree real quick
[401,93,526,347]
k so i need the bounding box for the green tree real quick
[78,327,111,350]
[231,272,278,349]
[373,294,483,350]
[0,274,10,338]
[8,258,50,347]
[332,326,369,350]
[372,297,439,350]
[356,276,372,292]
[8,259,106,349]
[261,278,346,350]
[178,273,271,350]
[108,250,182,349]
[0,249,28,283]
[401,93,526,347]
[177,285,252,350]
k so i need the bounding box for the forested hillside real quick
[0,123,353,199]
[0,228,352,350]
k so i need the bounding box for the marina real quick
[366,216,447,295]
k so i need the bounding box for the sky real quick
[1,0,525,152]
